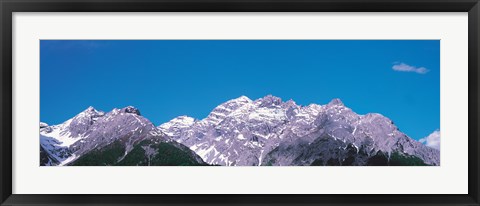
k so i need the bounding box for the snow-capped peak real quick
[256,94,282,108]
[121,106,141,115]
[84,106,100,113]
[327,98,344,107]
[235,95,252,103]
[40,122,49,128]
[40,96,440,167]
[76,106,105,119]
[161,95,439,166]
[205,96,254,125]
[283,99,298,107]
[159,116,196,130]
[40,105,159,166]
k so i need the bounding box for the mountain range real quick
[40,95,440,166]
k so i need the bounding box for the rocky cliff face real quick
[159,95,439,166]
[41,95,439,166]
[40,106,205,166]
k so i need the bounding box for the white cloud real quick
[392,63,429,74]
[419,129,440,150]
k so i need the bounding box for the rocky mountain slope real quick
[40,95,439,166]
[159,95,439,166]
[40,106,205,166]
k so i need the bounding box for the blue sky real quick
[40,40,439,140]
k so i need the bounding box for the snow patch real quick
[237,134,246,140]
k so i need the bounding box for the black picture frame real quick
[1,0,479,205]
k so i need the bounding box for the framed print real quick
[1,0,479,205]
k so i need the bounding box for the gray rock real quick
[40,106,203,166]
[161,95,440,166]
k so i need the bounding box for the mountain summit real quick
[40,106,205,166]
[159,95,439,166]
[41,95,439,166]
